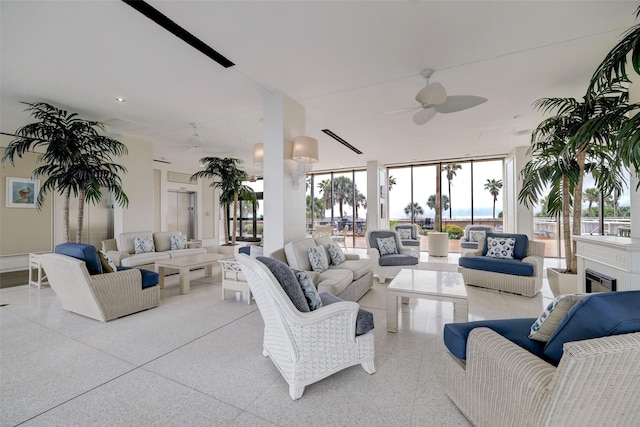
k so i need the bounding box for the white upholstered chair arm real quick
[367,248,381,263]
[104,250,130,267]
[521,255,543,277]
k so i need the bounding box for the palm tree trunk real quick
[76,189,86,243]
[62,187,71,243]
[222,203,230,245]
[448,179,452,219]
[435,166,442,231]
[492,198,496,218]
[562,174,573,272]
[231,192,239,246]
[570,147,587,273]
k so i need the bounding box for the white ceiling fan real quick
[407,69,487,125]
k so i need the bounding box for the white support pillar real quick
[366,160,387,231]
[262,92,307,256]
[504,146,534,237]
[629,80,640,238]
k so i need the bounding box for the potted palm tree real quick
[518,86,629,295]
[2,102,128,243]
[190,157,256,249]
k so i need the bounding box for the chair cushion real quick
[377,236,398,255]
[529,294,587,342]
[443,318,544,360]
[485,236,516,259]
[152,231,181,252]
[55,243,102,275]
[458,256,534,277]
[482,233,528,260]
[327,242,346,265]
[116,266,159,289]
[293,269,323,311]
[379,253,419,267]
[401,239,420,247]
[543,291,640,364]
[316,268,353,295]
[257,257,310,312]
[329,258,371,281]
[320,292,374,336]
[308,247,329,272]
[284,238,317,271]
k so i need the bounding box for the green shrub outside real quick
[243,223,264,234]
[443,224,464,239]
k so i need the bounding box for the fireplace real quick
[585,269,617,293]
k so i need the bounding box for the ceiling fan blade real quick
[412,108,437,125]
[415,82,447,106]
[434,96,487,113]
[381,107,421,115]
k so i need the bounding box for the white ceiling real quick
[1,1,637,176]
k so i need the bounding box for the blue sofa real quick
[458,232,545,297]
[442,291,640,425]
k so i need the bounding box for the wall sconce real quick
[253,143,263,166]
[291,136,319,189]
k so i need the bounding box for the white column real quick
[262,92,307,256]
[629,81,640,239]
[504,146,533,237]
[366,160,387,231]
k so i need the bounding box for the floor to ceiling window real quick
[307,170,368,248]
[233,178,263,242]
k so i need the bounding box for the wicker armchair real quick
[444,328,640,426]
[366,229,419,284]
[236,255,375,400]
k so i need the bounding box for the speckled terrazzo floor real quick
[0,253,557,426]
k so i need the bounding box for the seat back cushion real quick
[543,290,640,364]
[284,238,317,271]
[320,292,374,336]
[367,230,400,252]
[118,231,153,255]
[482,233,528,260]
[154,231,182,252]
[443,318,543,360]
[55,243,103,275]
[257,256,310,312]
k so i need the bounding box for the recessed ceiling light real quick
[115,97,125,103]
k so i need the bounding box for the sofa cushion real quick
[485,236,516,259]
[294,269,323,311]
[55,243,103,275]
[482,233,528,260]
[170,234,188,250]
[320,292,374,336]
[116,266,159,289]
[377,236,398,255]
[327,242,346,265]
[284,238,317,271]
[257,257,310,312]
[308,247,329,272]
[444,318,544,360]
[529,294,588,342]
[379,253,419,267]
[121,251,170,268]
[543,291,640,364]
[458,256,534,277]
[316,268,353,295]
[134,236,155,254]
[168,248,207,259]
[117,231,153,255]
[329,258,371,281]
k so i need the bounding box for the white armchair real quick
[366,229,419,284]
[237,255,375,400]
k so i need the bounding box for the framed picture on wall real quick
[6,177,38,208]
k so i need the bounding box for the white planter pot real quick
[547,268,578,297]
[217,244,239,257]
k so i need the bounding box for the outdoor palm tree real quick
[190,157,256,246]
[331,176,353,219]
[484,178,503,218]
[404,202,424,219]
[427,194,449,212]
[583,188,599,216]
[317,179,333,211]
[2,102,128,242]
[388,175,397,192]
[442,163,461,218]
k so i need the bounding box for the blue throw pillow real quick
[543,291,640,364]
[257,257,310,312]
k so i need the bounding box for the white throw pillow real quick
[377,236,398,256]
[529,294,588,342]
[469,230,486,242]
[170,234,188,250]
[485,236,516,259]
[398,228,412,240]
[327,242,346,265]
[307,246,329,272]
[134,236,155,254]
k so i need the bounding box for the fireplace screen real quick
[585,269,617,293]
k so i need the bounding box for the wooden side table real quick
[218,258,252,305]
[29,253,49,288]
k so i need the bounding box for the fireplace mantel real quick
[573,235,640,292]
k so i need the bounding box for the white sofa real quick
[102,231,207,270]
[270,236,373,302]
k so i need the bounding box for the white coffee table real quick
[155,253,226,294]
[387,269,468,332]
